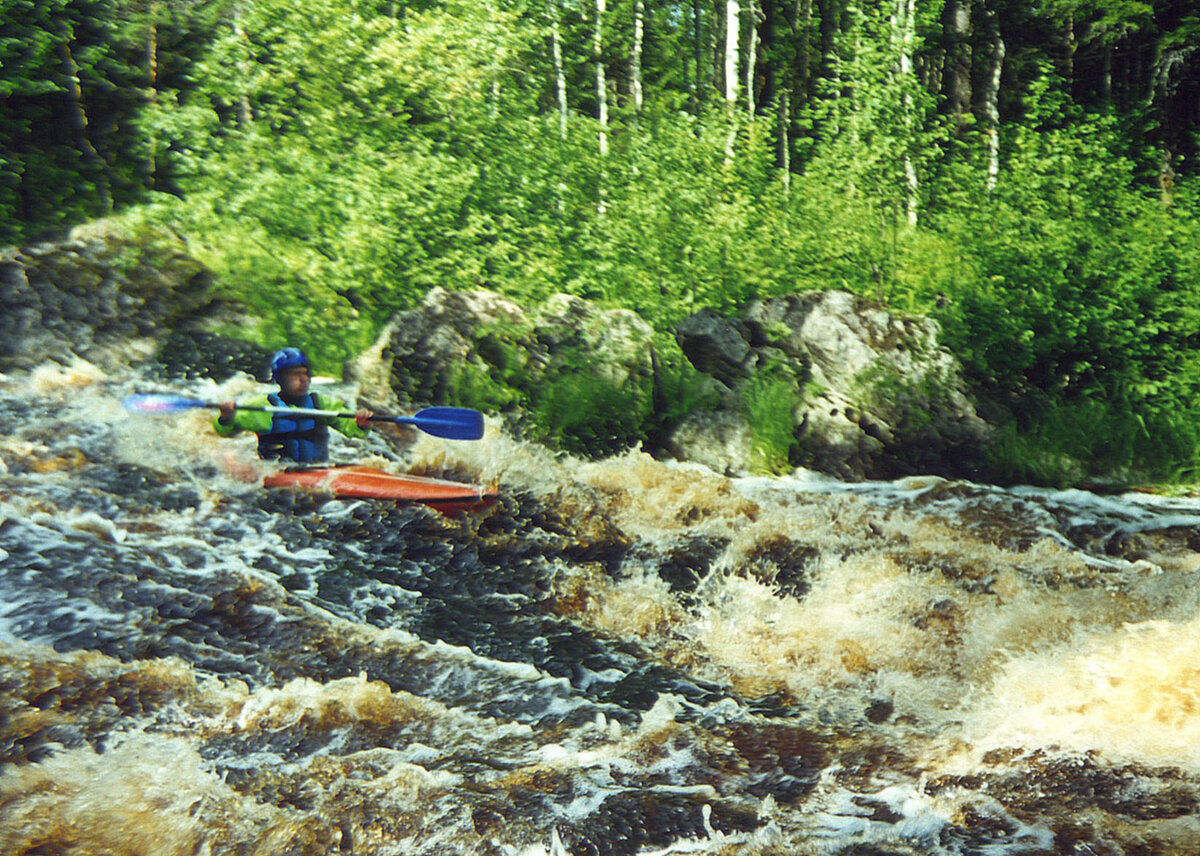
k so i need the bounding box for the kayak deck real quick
[263,466,498,516]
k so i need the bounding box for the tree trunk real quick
[760,0,776,110]
[818,0,843,132]
[632,0,645,116]
[1064,10,1076,97]
[146,7,159,190]
[725,0,740,107]
[981,1,1005,191]
[551,0,568,140]
[941,0,971,132]
[693,0,704,113]
[761,0,791,170]
[57,28,112,214]
[1101,43,1112,105]
[794,0,812,104]
[595,0,608,212]
[724,0,740,163]
[745,0,758,114]
[895,0,918,224]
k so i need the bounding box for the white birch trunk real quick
[983,6,1005,191]
[595,0,608,213]
[595,0,608,158]
[724,0,740,163]
[895,0,918,224]
[550,0,569,214]
[632,0,645,115]
[724,0,739,106]
[551,0,568,140]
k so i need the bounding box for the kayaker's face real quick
[278,366,311,399]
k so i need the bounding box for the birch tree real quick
[550,0,567,140]
[594,0,608,212]
[891,0,917,223]
[981,0,1005,190]
[724,0,739,108]
[724,0,740,162]
[631,0,644,116]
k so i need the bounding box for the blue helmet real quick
[270,347,310,382]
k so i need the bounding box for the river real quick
[2,359,1199,855]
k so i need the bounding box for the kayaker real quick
[214,347,375,464]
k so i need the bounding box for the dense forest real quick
[3,0,1200,482]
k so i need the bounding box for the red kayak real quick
[263,466,498,517]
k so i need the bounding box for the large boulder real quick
[353,287,528,406]
[673,290,992,480]
[0,221,212,371]
[351,286,656,411]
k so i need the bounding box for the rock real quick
[664,410,756,476]
[0,220,212,371]
[359,286,655,410]
[359,286,526,405]
[532,294,655,386]
[153,328,275,382]
[673,309,754,387]
[345,320,403,410]
[673,290,992,480]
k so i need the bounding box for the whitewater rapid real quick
[2,360,1200,855]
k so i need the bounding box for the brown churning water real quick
[2,362,1200,855]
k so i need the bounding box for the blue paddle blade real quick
[123,394,210,413]
[402,406,485,440]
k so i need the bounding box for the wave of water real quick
[2,360,1200,854]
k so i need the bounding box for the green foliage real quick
[651,347,723,429]
[530,369,653,459]
[853,359,957,435]
[444,323,659,459]
[986,397,1200,487]
[926,99,1200,425]
[446,324,532,414]
[741,373,801,475]
[447,359,526,414]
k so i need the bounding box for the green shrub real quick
[447,359,525,414]
[530,370,653,459]
[649,347,723,430]
[985,397,1200,487]
[741,374,801,475]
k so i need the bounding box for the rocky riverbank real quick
[1,221,995,483]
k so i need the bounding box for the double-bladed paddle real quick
[123,394,485,441]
